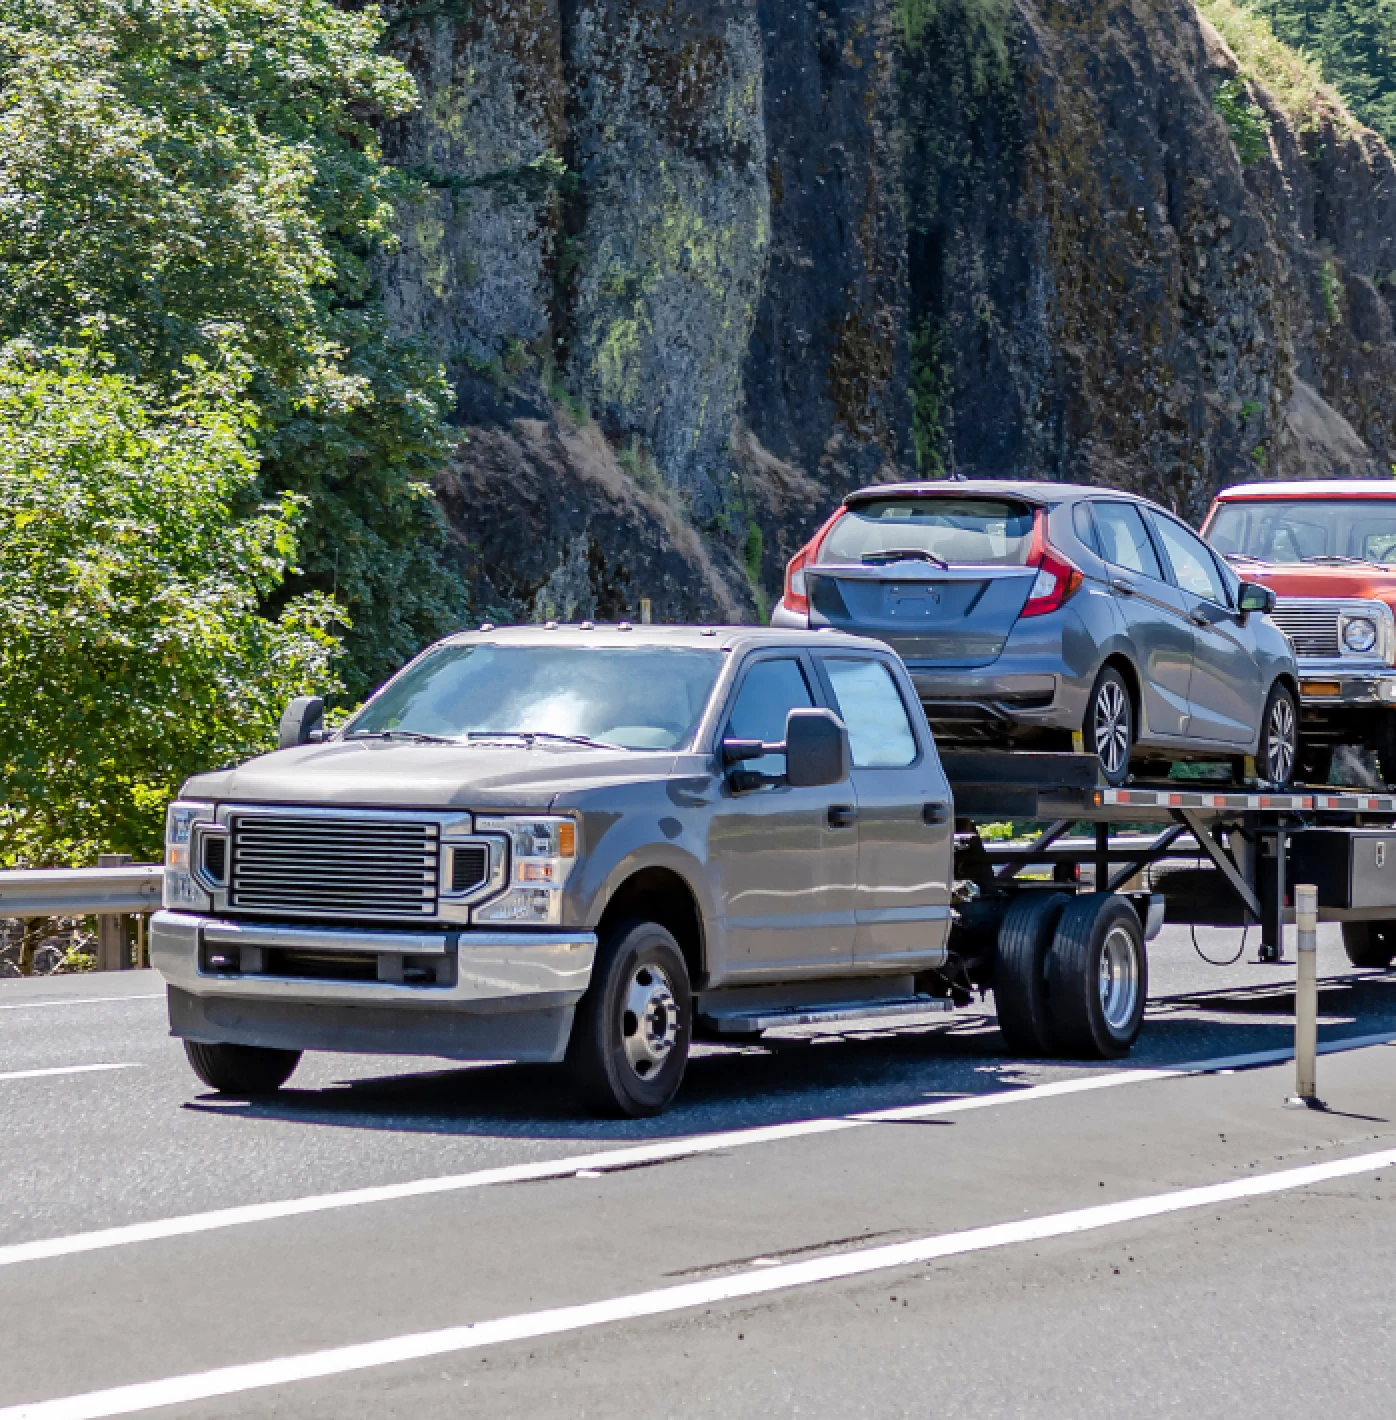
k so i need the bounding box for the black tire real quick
[184,1040,301,1096]
[1257,682,1298,787]
[1045,893,1147,1059]
[1342,920,1396,969]
[1084,667,1134,787]
[994,892,1071,1055]
[565,919,692,1118]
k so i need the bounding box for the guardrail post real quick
[1285,882,1325,1111]
[95,854,134,971]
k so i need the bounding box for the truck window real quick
[724,658,815,774]
[821,658,918,768]
[1151,514,1229,605]
[1207,499,1396,565]
[1092,502,1165,582]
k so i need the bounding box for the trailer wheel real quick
[1342,921,1396,969]
[565,919,692,1118]
[994,892,1071,1055]
[1046,894,1147,1059]
[183,1041,301,1097]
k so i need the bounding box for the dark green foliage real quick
[1215,76,1272,163]
[1249,0,1396,147]
[0,0,467,698]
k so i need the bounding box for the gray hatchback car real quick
[771,481,1300,785]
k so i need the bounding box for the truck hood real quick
[182,738,680,810]
[1228,559,1396,605]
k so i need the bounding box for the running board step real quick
[699,994,953,1034]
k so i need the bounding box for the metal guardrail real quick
[0,865,163,918]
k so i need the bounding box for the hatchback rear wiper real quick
[465,731,626,751]
[861,548,950,569]
[343,729,459,744]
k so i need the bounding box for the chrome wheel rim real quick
[621,963,679,1079]
[1266,695,1296,783]
[1093,680,1131,777]
[1099,924,1140,1032]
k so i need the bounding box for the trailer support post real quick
[1258,826,1287,964]
[1094,822,1110,895]
[1285,883,1325,1111]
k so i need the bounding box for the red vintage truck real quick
[1202,480,1396,785]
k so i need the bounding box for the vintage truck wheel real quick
[1342,920,1396,969]
[183,1041,301,1096]
[566,919,692,1118]
[995,892,1071,1056]
[1045,893,1147,1059]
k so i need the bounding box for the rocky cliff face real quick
[377,0,1396,624]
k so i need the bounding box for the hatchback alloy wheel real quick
[1263,689,1296,785]
[1086,669,1133,785]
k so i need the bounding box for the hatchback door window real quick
[821,658,918,768]
[1151,515,1229,606]
[724,658,815,775]
[1093,502,1165,581]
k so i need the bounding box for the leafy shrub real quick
[1215,76,1272,164]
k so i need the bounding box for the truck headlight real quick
[164,801,215,909]
[1344,616,1378,653]
[473,816,579,925]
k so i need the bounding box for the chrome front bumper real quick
[1297,661,1396,708]
[151,911,597,1010]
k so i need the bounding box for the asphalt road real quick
[2,924,1394,1419]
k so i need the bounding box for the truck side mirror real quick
[784,708,851,788]
[1237,581,1275,616]
[278,695,326,750]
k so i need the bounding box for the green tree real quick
[0,348,341,866]
[0,0,466,696]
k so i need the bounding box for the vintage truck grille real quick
[1269,600,1340,658]
[228,814,440,920]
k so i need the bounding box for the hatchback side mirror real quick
[784,708,851,788]
[278,695,326,749]
[1237,581,1276,616]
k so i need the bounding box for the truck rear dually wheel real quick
[566,919,692,1118]
[995,892,1071,1055]
[183,1041,301,1097]
[1046,893,1147,1058]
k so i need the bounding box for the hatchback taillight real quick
[1020,511,1083,618]
[782,509,846,616]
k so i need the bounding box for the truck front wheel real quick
[183,1041,301,1097]
[1045,894,1147,1059]
[566,920,692,1118]
[1342,920,1396,969]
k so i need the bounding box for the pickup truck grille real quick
[1269,600,1340,658]
[228,814,440,920]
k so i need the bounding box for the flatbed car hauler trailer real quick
[941,749,1396,1056]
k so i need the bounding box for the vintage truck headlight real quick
[473,816,579,925]
[164,800,215,909]
[1343,616,1378,654]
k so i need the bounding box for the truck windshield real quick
[1208,499,1396,565]
[819,498,1036,567]
[343,644,723,751]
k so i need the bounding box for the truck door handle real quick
[1111,579,1136,595]
[827,805,858,829]
[922,801,950,826]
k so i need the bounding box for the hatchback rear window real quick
[819,498,1036,567]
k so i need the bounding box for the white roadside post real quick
[1285,883,1326,1111]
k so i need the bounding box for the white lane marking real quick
[0,1065,139,1084]
[5,1144,1393,1420]
[2,1028,1392,1272]
[0,995,162,1012]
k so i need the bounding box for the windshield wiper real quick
[861,548,950,569]
[1300,554,1374,566]
[465,731,626,751]
[343,729,458,744]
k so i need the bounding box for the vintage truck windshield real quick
[343,644,724,751]
[1209,499,1396,565]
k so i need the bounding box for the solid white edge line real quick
[0,1065,139,1084]
[6,1143,1395,1420]
[3,1028,1393,1272]
[0,995,162,1012]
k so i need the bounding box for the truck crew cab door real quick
[814,652,954,970]
[707,651,857,979]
